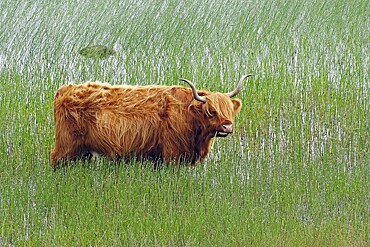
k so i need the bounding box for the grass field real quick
[1,0,369,246]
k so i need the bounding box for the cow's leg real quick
[50,130,82,169]
[50,147,81,169]
[162,146,191,166]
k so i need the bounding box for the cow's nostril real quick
[222,124,233,132]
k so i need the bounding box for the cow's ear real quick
[232,99,242,113]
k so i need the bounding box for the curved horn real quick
[227,74,252,97]
[180,78,207,103]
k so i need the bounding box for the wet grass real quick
[0,0,369,246]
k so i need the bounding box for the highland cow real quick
[50,74,251,168]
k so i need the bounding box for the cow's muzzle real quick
[216,121,233,137]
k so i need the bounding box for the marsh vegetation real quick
[0,0,369,245]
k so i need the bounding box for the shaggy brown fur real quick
[50,81,242,168]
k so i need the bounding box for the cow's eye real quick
[207,110,217,118]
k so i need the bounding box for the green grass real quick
[1,0,369,246]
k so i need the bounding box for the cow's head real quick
[181,74,251,137]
